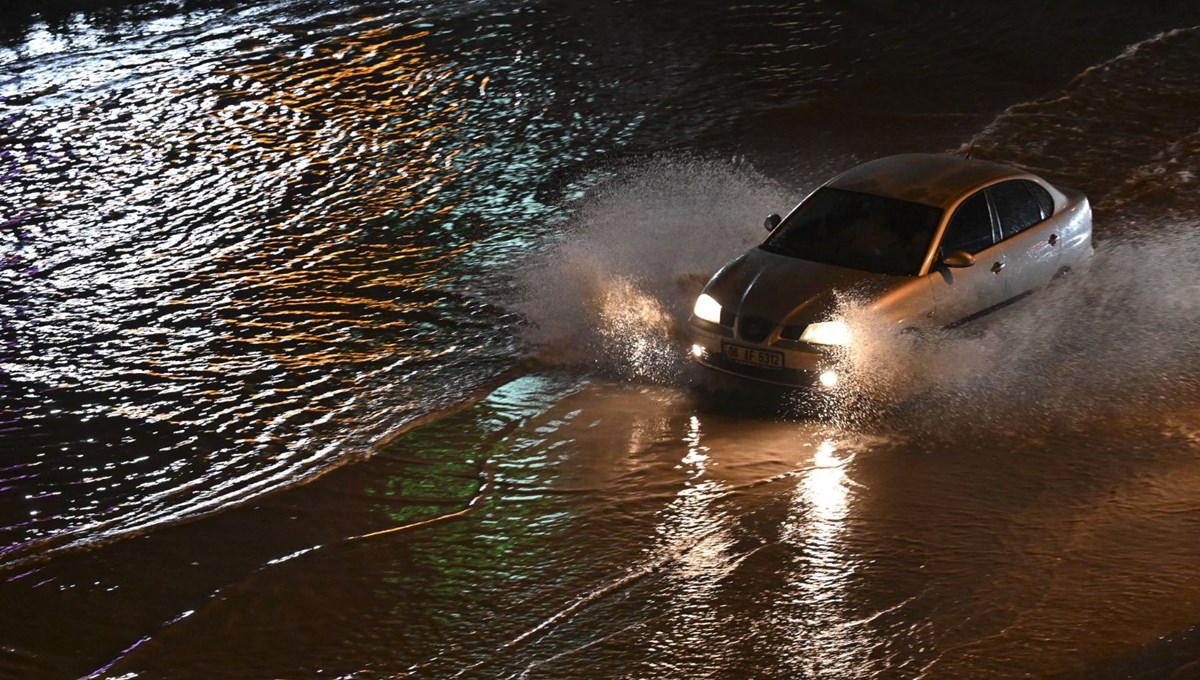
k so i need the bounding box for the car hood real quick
[703,247,905,325]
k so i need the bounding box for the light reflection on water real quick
[645,414,734,658]
[3,2,1200,678]
[19,369,1195,679]
[0,0,661,567]
[778,440,862,677]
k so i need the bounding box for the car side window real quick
[991,180,1045,240]
[1027,181,1054,219]
[940,191,994,255]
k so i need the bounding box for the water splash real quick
[513,152,1200,437]
[830,220,1200,435]
[514,156,794,382]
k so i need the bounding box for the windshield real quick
[761,187,942,276]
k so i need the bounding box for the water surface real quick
[1,1,1199,677]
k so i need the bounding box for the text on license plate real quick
[722,343,783,369]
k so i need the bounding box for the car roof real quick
[826,153,1032,209]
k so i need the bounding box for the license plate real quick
[722,343,783,369]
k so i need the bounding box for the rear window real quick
[761,187,942,276]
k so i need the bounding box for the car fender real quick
[1056,190,1094,268]
[862,275,937,333]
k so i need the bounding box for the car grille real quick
[737,316,773,343]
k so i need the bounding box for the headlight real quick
[800,320,850,346]
[693,293,722,324]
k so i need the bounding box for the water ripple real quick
[0,0,657,567]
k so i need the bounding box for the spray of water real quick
[513,156,794,382]
[513,153,1200,436]
[829,221,1200,435]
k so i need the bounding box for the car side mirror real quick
[764,214,781,231]
[943,250,975,268]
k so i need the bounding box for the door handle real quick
[991,261,1004,274]
[1049,234,1059,245]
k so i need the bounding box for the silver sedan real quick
[688,153,1093,388]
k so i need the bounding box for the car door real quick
[927,189,1008,325]
[989,179,1061,297]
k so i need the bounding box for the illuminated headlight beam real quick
[800,320,850,346]
[693,293,722,324]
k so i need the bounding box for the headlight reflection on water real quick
[776,439,872,675]
[601,401,892,676]
[804,440,850,523]
[632,411,738,661]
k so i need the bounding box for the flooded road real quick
[1,1,1199,677]
[19,373,1198,678]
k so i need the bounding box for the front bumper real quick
[689,316,836,389]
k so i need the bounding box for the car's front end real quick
[687,181,942,389]
[685,247,898,390]
[689,301,846,389]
